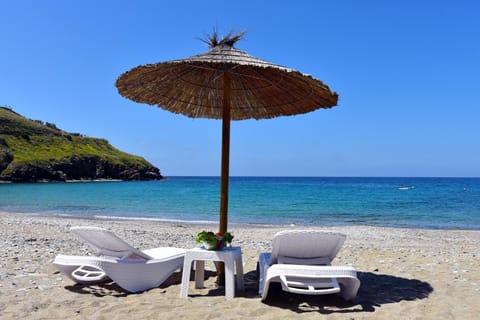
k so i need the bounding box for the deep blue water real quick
[1,177,479,229]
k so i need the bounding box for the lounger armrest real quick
[279,274,341,295]
[261,264,360,301]
[72,265,107,282]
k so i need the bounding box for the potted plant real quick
[196,231,233,250]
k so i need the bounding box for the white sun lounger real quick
[258,230,360,301]
[53,226,186,293]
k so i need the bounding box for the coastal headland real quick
[0,107,162,182]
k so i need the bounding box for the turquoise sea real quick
[1,177,479,230]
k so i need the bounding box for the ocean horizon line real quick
[165,175,480,179]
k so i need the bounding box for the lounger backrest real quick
[270,230,346,265]
[70,226,152,260]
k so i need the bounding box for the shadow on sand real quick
[64,269,433,315]
[259,271,433,314]
[64,270,188,297]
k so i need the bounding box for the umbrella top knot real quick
[203,30,246,49]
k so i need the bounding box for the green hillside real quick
[0,106,162,182]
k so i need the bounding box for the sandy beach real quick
[1,212,479,319]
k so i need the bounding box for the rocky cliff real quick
[0,106,163,182]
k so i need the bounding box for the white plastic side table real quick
[180,246,244,299]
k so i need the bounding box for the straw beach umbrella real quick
[116,30,338,238]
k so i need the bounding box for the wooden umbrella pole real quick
[219,71,231,235]
[217,71,231,286]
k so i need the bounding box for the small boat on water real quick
[398,185,415,190]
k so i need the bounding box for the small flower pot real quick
[201,240,219,250]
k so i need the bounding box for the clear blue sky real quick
[1,0,479,177]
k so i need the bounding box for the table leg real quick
[224,258,235,299]
[235,256,245,291]
[180,258,193,298]
[195,260,205,289]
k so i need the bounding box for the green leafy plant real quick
[221,232,233,244]
[196,231,233,250]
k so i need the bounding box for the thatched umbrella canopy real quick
[116,32,338,235]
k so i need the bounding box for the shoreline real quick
[1,212,479,319]
[2,210,480,231]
